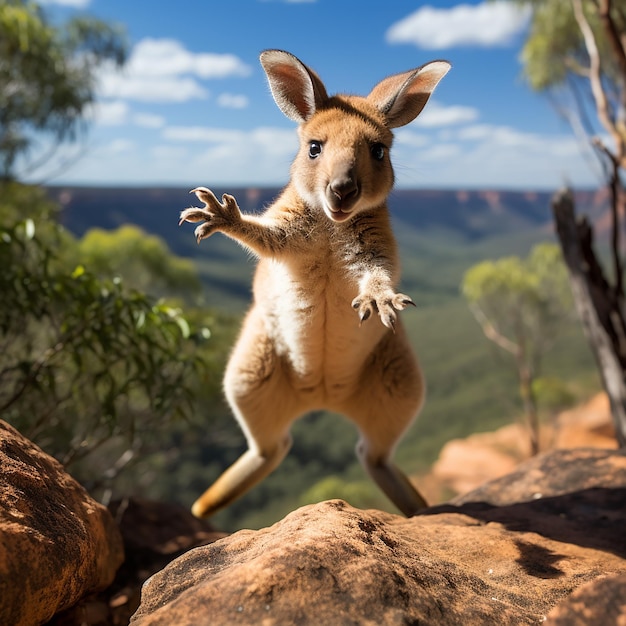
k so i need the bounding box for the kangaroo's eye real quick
[371,143,385,161]
[309,141,322,159]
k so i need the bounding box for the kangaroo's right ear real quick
[368,60,451,129]
[260,49,329,123]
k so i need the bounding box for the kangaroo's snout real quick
[326,170,360,219]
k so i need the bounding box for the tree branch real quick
[468,302,520,355]
[598,0,626,77]
[571,0,625,163]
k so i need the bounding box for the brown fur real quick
[179,50,450,517]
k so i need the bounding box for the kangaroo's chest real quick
[253,242,386,391]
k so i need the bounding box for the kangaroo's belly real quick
[254,258,387,400]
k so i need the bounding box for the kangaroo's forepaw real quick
[178,187,241,243]
[352,292,415,331]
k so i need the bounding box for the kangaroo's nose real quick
[330,174,359,202]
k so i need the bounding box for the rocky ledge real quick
[130,448,626,626]
[2,417,625,625]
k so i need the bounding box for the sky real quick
[33,0,605,191]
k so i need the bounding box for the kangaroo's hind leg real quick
[346,324,427,516]
[191,309,296,519]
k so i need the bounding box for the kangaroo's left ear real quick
[260,49,329,123]
[368,61,451,129]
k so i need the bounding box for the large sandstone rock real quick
[130,448,626,626]
[0,420,124,626]
[545,573,626,624]
[430,393,616,499]
[50,498,226,626]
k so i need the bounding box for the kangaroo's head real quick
[260,49,450,223]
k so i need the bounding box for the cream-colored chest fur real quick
[253,229,389,399]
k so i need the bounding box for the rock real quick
[49,498,227,626]
[429,393,616,500]
[0,420,124,626]
[545,572,626,624]
[130,448,626,626]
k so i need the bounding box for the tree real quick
[462,243,572,454]
[0,0,126,178]
[0,183,211,491]
[513,0,626,445]
[76,225,202,302]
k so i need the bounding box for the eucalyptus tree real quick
[513,0,626,445]
[462,244,572,454]
[0,0,126,179]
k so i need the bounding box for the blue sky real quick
[36,0,603,190]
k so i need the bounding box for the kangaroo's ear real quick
[260,49,329,123]
[368,61,451,129]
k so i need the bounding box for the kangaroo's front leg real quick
[179,187,242,243]
[352,268,416,331]
[179,187,288,257]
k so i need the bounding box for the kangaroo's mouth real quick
[325,184,360,222]
[326,208,353,222]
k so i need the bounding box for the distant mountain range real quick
[45,185,609,309]
[48,185,608,248]
[41,185,600,526]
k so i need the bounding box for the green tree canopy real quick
[462,243,572,454]
[77,225,202,302]
[514,0,626,168]
[0,0,126,178]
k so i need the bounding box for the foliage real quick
[0,0,126,178]
[513,0,626,169]
[462,243,572,360]
[462,243,573,453]
[517,0,623,88]
[0,182,209,492]
[514,0,626,447]
[76,225,202,302]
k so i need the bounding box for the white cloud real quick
[392,121,597,189]
[162,125,297,157]
[132,112,166,128]
[386,1,531,50]
[414,102,480,127]
[105,139,136,154]
[126,39,251,79]
[86,100,166,129]
[88,100,129,126]
[394,130,431,148]
[99,73,209,103]
[162,127,246,144]
[97,38,251,104]
[217,93,250,109]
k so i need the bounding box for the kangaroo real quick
[179,49,450,518]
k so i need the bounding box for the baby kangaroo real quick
[180,49,450,518]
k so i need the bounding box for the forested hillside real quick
[45,185,601,529]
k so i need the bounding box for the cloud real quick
[162,127,246,144]
[104,139,136,154]
[87,100,166,128]
[414,102,480,128]
[89,100,129,126]
[99,74,208,103]
[97,38,251,103]
[392,121,596,189]
[132,112,166,128]
[386,1,531,49]
[162,125,297,155]
[217,93,250,109]
[126,39,251,79]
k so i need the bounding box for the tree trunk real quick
[551,188,626,446]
